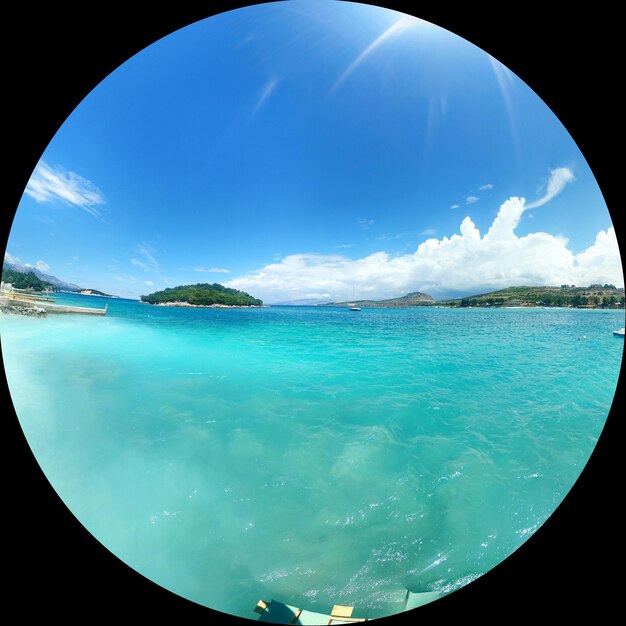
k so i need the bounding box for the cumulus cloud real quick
[225,195,622,303]
[466,196,479,204]
[25,161,106,219]
[526,167,575,209]
[35,260,50,272]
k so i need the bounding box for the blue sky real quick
[5,0,622,302]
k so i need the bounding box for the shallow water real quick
[2,295,623,620]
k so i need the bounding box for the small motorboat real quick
[612,327,625,337]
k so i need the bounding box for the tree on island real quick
[140,283,262,307]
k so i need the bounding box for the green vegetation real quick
[141,283,263,306]
[1,267,54,292]
[439,285,625,309]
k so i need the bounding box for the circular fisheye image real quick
[3,1,623,623]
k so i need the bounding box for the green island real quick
[140,283,263,307]
[438,284,625,308]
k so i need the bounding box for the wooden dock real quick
[4,291,56,302]
[40,302,108,315]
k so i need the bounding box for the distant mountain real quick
[3,260,83,291]
[322,291,435,308]
[272,297,331,306]
[2,260,117,297]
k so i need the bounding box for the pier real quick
[0,289,107,316]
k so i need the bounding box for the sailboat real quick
[348,285,361,311]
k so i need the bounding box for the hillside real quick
[3,260,83,291]
[2,261,116,296]
[438,284,625,308]
[322,291,435,308]
[141,283,263,307]
[1,266,55,291]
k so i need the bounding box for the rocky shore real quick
[0,299,46,317]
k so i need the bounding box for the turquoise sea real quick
[2,294,623,620]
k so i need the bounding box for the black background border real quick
[3,2,622,623]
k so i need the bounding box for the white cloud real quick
[24,160,105,219]
[225,195,622,303]
[479,183,494,190]
[526,167,575,209]
[35,260,50,272]
[358,218,374,228]
[419,229,436,235]
[145,280,155,286]
[4,252,21,264]
[466,196,479,204]
[450,204,460,209]
[194,267,230,273]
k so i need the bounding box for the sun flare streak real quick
[330,15,419,94]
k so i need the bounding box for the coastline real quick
[150,301,267,309]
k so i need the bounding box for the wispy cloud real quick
[24,160,106,219]
[145,280,155,286]
[358,218,374,228]
[466,196,479,205]
[131,258,149,271]
[374,231,413,241]
[330,15,419,94]
[111,274,138,284]
[35,260,50,272]
[525,167,575,209]
[253,78,279,115]
[194,266,230,273]
[419,229,436,236]
[225,171,622,302]
[4,252,21,264]
[335,243,354,249]
[450,204,460,210]
[479,183,494,191]
[131,246,160,273]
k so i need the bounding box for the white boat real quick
[613,327,625,337]
[348,285,361,311]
